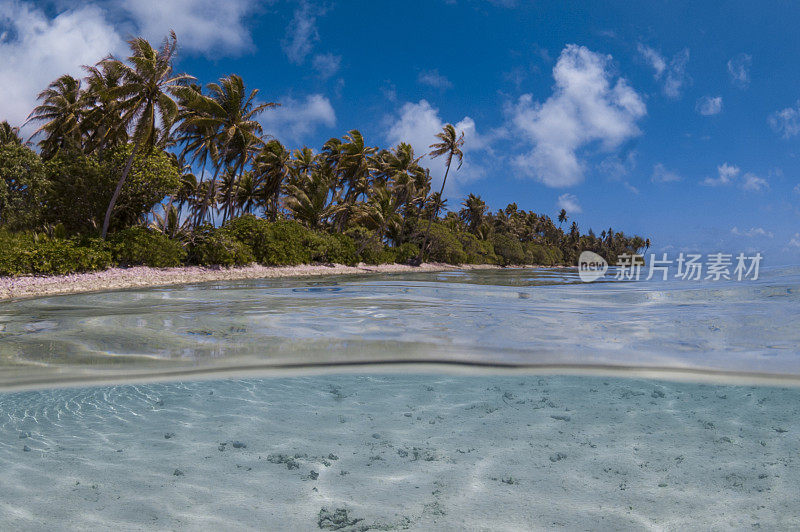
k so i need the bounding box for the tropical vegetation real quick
[0,34,648,277]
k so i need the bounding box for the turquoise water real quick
[1,268,799,529]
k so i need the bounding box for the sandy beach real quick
[1,373,798,530]
[0,263,505,302]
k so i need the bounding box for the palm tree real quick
[178,74,277,225]
[285,163,338,229]
[558,208,568,227]
[418,124,464,261]
[254,140,291,220]
[82,60,128,153]
[353,183,402,244]
[99,32,195,238]
[0,121,22,145]
[235,171,261,216]
[27,74,87,158]
[460,193,487,234]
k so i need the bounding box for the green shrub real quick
[44,145,180,235]
[189,225,254,267]
[306,232,359,265]
[491,233,525,266]
[259,220,313,265]
[0,230,113,276]
[524,243,551,265]
[422,223,467,264]
[345,227,386,264]
[221,216,313,266]
[393,242,420,264]
[460,233,497,264]
[109,227,186,268]
[0,143,49,230]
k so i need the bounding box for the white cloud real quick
[311,53,341,79]
[789,233,800,248]
[556,193,582,214]
[701,163,768,191]
[258,94,336,145]
[598,151,636,180]
[385,100,489,196]
[731,227,774,238]
[418,69,453,89]
[117,0,256,55]
[638,44,690,99]
[702,162,740,186]
[507,44,646,187]
[637,44,666,78]
[741,172,769,192]
[768,102,800,138]
[282,1,320,64]
[727,53,752,88]
[696,96,722,116]
[0,2,124,130]
[651,163,682,183]
[793,184,800,195]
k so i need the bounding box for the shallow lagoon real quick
[1,268,799,530]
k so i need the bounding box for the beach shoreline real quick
[0,262,526,301]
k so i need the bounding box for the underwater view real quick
[2,268,799,530]
[3,1,800,529]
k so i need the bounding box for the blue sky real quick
[2,0,799,262]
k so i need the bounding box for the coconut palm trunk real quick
[417,162,451,263]
[416,124,464,263]
[101,136,142,238]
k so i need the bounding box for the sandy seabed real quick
[1,373,798,531]
[0,263,502,301]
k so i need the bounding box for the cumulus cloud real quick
[768,102,800,138]
[638,44,691,99]
[651,163,682,183]
[258,94,336,145]
[741,173,768,192]
[696,96,722,116]
[117,0,257,55]
[418,69,453,89]
[790,233,800,248]
[507,44,646,187]
[702,163,740,186]
[727,53,752,88]
[731,227,774,238]
[701,163,768,191]
[556,193,582,214]
[385,100,489,196]
[0,2,124,130]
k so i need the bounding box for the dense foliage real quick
[0,34,649,277]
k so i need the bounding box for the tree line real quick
[0,32,648,274]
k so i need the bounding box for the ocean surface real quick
[1,267,799,530]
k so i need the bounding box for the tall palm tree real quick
[254,140,291,220]
[99,32,195,238]
[285,163,338,229]
[557,208,568,228]
[419,124,464,261]
[27,74,87,158]
[178,74,277,225]
[82,60,128,153]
